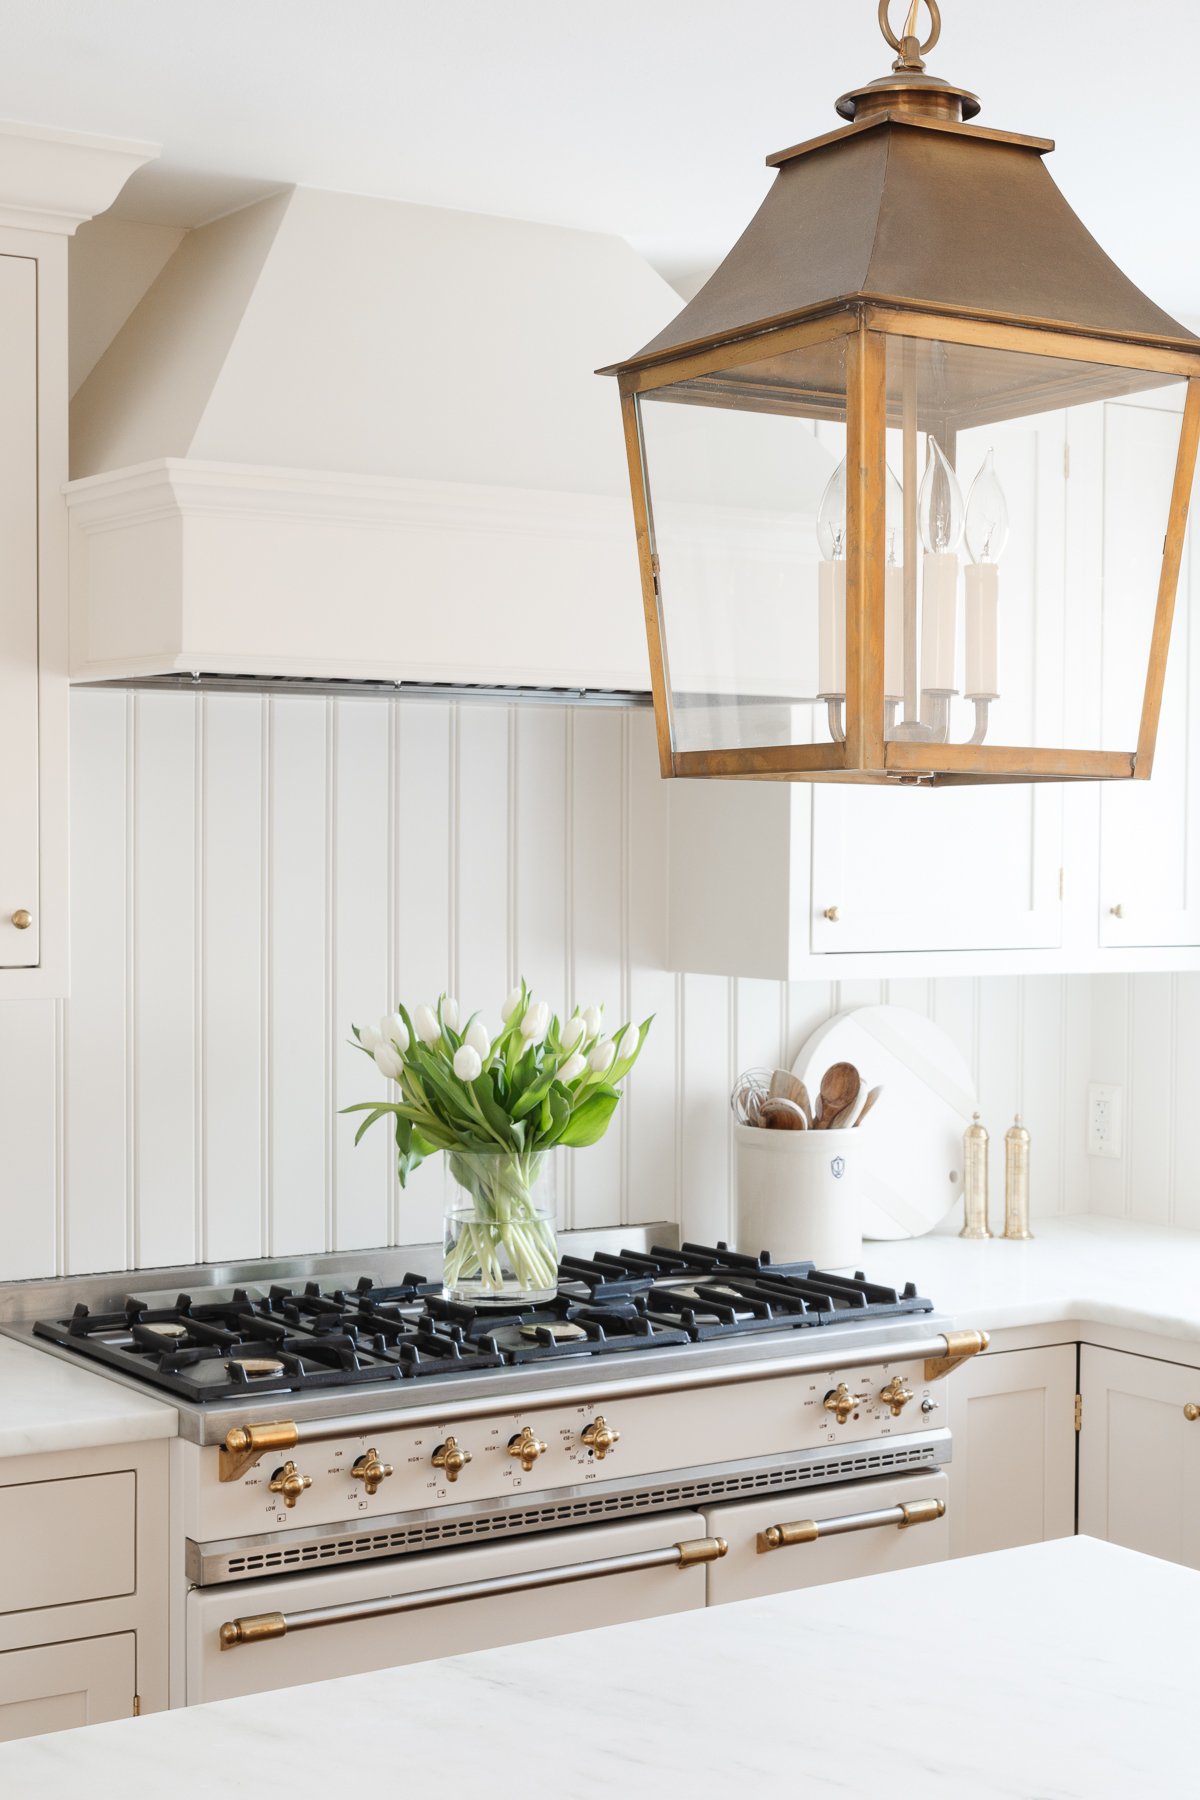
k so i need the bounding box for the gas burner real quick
[519,1319,589,1343]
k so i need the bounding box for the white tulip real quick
[560,1013,585,1051]
[582,1005,604,1038]
[588,1038,616,1076]
[464,1019,492,1060]
[501,986,523,1023]
[358,1025,383,1054]
[442,997,460,1031]
[380,1012,409,1053]
[453,1044,483,1082]
[374,1042,403,1081]
[414,1004,441,1046]
[558,1051,588,1083]
[520,999,550,1044]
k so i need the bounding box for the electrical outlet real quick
[1087,1083,1123,1159]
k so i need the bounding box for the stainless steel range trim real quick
[187,1430,952,1584]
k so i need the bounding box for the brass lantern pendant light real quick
[602,0,1200,785]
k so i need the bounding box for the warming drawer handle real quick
[756,1497,945,1553]
[218,1536,728,1648]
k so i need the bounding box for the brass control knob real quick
[581,1415,621,1460]
[432,1437,472,1482]
[823,1383,871,1426]
[507,1426,548,1472]
[880,1377,915,1418]
[268,1461,312,1508]
[351,1448,394,1496]
[1185,1404,1200,1422]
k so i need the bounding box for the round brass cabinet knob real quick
[823,1383,871,1426]
[351,1448,394,1496]
[1185,1404,1200,1422]
[581,1415,621,1460]
[1110,904,1125,919]
[268,1461,312,1508]
[431,1437,472,1483]
[507,1426,548,1472]
[879,1377,915,1418]
[823,906,841,923]
[10,910,32,930]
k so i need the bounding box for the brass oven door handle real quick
[219,1536,728,1648]
[757,1497,945,1552]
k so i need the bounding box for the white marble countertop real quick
[0,1333,176,1459]
[0,1537,1191,1796]
[862,1214,1200,1345]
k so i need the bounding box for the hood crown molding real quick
[0,122,158,235]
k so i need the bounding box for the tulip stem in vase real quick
[345,983,652,1306]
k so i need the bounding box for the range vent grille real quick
[193,1440,939,1586]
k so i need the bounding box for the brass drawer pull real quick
[757,1497,945,1553]
[1185,1404,1200,1422]
[220,1536,728,1648]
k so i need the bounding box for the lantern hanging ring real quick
[878,0,941,69]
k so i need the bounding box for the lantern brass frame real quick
[604,15,1200,788]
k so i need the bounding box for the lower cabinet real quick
[947,1345,1078,1557]
[1078,1345,1200,1567]
[0,1634,136,1744]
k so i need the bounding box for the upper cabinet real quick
[0,126,156,995]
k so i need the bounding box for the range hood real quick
[67,186,677,693]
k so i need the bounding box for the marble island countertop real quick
[0,1537,1192,1797]
[0,1333,176,1459]
[863,1214,1200,1346]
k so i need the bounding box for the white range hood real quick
[67,186,677,692]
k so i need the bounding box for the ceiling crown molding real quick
[0,121,159,235]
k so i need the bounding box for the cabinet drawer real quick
[0,1473,136,1614]
[702,1470,949,1605]
[0,1632,135,1742]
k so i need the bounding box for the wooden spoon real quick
[817,1061,860,1129]
[853,1085,884,1127]
[759,1097,808,1131]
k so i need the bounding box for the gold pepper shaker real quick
[960,1113,992,1239]
[1004,1114,1033,1240]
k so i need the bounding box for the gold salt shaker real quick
[960,1113,992,1239]
[1004,1114,1033,1240]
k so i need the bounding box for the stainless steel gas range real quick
[3,1227,987,1706]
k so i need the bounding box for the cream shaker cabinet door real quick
[1078,1346,1200,1568]
[0,1633,136,1743]
[0,253,40,970]
[948,1345,1077,1558]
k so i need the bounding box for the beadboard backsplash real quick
[0,687,1155,1284]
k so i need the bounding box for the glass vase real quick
[442,1149,559,1306]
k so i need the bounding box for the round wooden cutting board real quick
[793,1004,978,1240]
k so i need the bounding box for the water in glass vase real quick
[443,1150,559,1306]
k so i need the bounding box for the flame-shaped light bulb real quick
[884,464,905,703]
[885,463,904,566]
[816,456,848,560]
[965,450,1010,566]
[918,435,964,555]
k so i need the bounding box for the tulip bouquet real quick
[346,984,651,1302]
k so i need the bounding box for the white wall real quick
[0,688,1105,1283]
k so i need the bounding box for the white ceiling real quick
[3,0,1199,313]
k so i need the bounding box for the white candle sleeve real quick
[921,552,959,693]
[817,559,846,698]
[884,563,904,702]
[964,563,999,699]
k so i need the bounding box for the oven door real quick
[701,1469,949,1605]
[189,1510,711,1703]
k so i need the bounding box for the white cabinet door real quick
[0,253,40,970]
[0,1633,136,1743]
[948,1345,1077,1558]
[1078,1346,1200,1567]
[1098,395,1200,949]
[811,419,1065,956]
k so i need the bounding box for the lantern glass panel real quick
[878,332,1188,760]
[636,335,849,757]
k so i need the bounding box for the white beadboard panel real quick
[331,700,391,1253]
[5,688,1199,1280]
[267,696,330,1257]
[200,695,265,1263]
[132,692,199,1269]
[62,689,130,1274]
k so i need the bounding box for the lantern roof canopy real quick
[603,59,1196,380]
